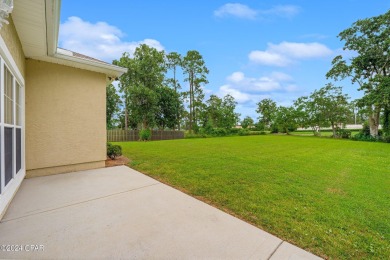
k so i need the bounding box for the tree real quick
[204,95,223,128]
[312,84,350,137]
[241,116,254,129]
[256,99,277,128]
[133,44,166,91]
[166,52,182,91]
[220,94,240,129]
[182,50,209,133]
[155,86,182,129]
[113,52,135,130]
[106,84,122,129]
[113,44,166,130]
[326,10,390,137]
[203,94,239,129]
[274,106,297,134]
[294,84,351,137]
[127,86,158,129]
[166,52,182,130]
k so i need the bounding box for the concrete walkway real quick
[0,166,322,259]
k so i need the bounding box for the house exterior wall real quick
[0,16,25,78]
[25,59,106,177]
[0,14,26,221]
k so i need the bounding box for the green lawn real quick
[116,135,390,259]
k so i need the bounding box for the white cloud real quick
[227,71,245,82]
[214,3,257,19]
[268,42,332,58]
[217,71,296,105]
[59,16,164,62]
[249,41,333,67]
[270,72,294,81]
[249,51,291,67]
[214,3,300,20]
[219,85,253,103]
[261,5,301,18]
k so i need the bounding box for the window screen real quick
[16,128,21,174]
[5,127,13,186]
[4,66,13,124]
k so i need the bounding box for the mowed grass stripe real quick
[117,135,390,259]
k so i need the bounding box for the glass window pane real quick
[16,83,21,126]
[16,128,21,174]
[5,127,13,185]
[4,66,13,124]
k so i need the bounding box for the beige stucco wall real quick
[25,59,107,177]
[0,15,25,77]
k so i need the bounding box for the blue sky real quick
[59,1,390,120]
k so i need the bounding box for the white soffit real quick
[11,0,127,77]
[36,48,127,77]
[12,0,47,57]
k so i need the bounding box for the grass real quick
[116,135,390,259]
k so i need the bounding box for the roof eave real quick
[53,48,127,77]
[45,0,61,56]
[46,1,127,77]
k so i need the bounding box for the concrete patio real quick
[0,166,322,259]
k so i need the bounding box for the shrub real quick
[361,122,370,136]
[351,133,378,142]
[382,135,390,143]
[238,129,250,136]
[336,128,352,139]
[247,131,266,135]
[229,128,241,134]
[107,143,122,159]
[203,121,214,135]
[185,132,208,139]
[270,124,279,133]
[139,129,151,141]
[212,128,228,136]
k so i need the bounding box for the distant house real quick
[0,0,127,219]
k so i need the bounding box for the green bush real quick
[185,132,208,139]
[382,135,390,143]
[107,143,122,159]
[351,133,378,142]
[229,128,241,134]
[213,128,228,136]
[361,122,370,136]
[247,131,266,135]
[238,129,250,136]
[139,129,151,141]
[270,124,279,133]
[336,128,352,139]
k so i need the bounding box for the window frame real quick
[0,55,25,197]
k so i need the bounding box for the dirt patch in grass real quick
[105,156,130,167]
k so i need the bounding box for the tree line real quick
[107,9,389,140]
[251,10,390,139]
[106,45,240,133]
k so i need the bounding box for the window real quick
[4,65,13,124]
[1,60,24,194]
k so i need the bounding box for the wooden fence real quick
[107,129,185,142]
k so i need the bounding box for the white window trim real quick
[0,34,25,219]
[0,35,24,86]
